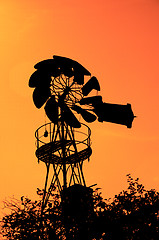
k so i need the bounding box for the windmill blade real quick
[73,73,84,85]
[34,59,56,70]
[29,71,51,88]
[80,96,103,106]
[34,59,61,77]
[82,76,100,96]
[72,105,96,123]
[53,56,74,76]
[60,66,74,77]
[44,96,58,123]
[93,102,135,128]
[53,55,91,76]
[29,71,39,88]
[33,87,51,109]
[59,101,81,128]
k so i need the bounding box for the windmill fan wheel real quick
[29,55,101,128]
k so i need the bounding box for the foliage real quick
[91,174,159,239]
[0,189,64,240]
[1,174,159,239]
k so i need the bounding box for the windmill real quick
[29,55,135,217]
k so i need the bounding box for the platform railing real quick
[35,122,91,150]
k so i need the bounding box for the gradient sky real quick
[0,0,159,214]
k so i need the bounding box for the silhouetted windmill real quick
[29,55,135,217]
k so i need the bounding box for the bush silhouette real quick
[1,174,159,239]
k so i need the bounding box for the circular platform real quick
[35,122,92,164]
[36,143,92,164]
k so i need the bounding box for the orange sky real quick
[0,0,159,213]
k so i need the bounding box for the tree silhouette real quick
[1,174,159,239]
[0,188,64,240]
[91,174,159,239]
